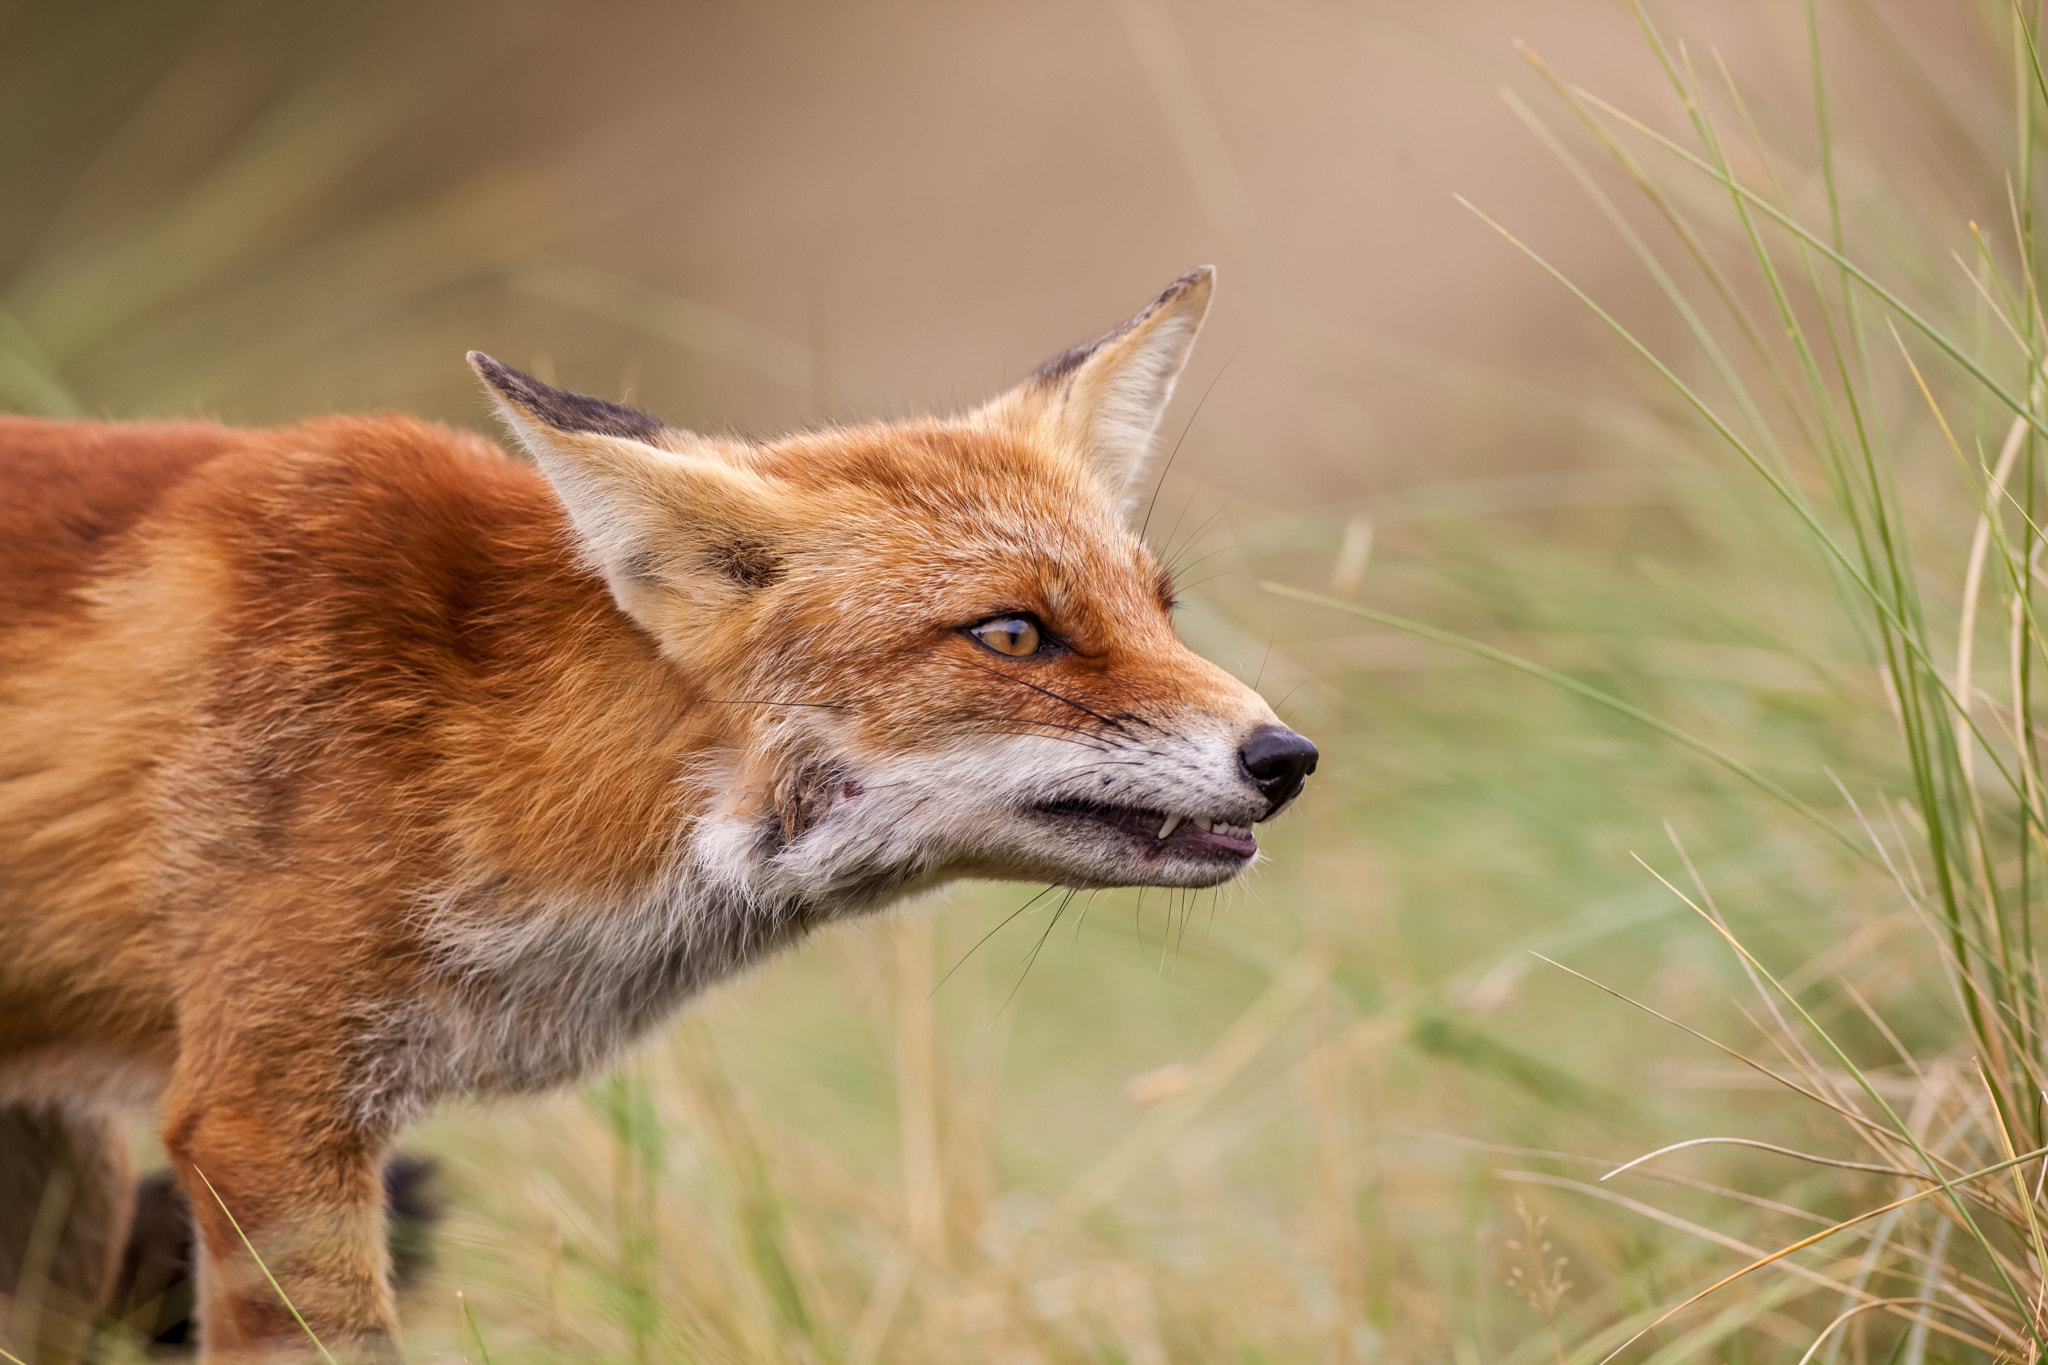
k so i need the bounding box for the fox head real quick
[470,267,1314,907]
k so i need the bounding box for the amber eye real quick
[968,615,1044,658]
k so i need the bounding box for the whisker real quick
[934,656,1191,743]
[1162,540,1237,582]
[1001,887,1079,1015]
[954,723,1115,753]
[694,697,858,710]
[952,714,1125,747]
[1156,485,1204,579]
[1158,892,1176,976]
[945,657,1132,731]
[936,884,1057,994]
[1161,506,1232,576]
[980,713,1128,742]
[1140,341,1242,544]
[1073,888,1102,941]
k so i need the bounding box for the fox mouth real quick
[1034,799,1258,863]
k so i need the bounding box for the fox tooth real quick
[1193,815,1213,831]
[1158,813,1185,839]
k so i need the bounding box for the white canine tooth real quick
[1158,813,1185,840]
[1193,815,1213,831]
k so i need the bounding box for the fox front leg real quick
[161,1024,401,1360]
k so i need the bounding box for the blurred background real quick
[3,2,2026,1361]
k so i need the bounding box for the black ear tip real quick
[1159,264,1215,305]
[467,352,553,412]
[467,351,518,393]
[467,352,668,443]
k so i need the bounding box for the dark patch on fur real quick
[0,418,238,623]
[707,538,783,589]
[622,549,663,585]
[772,762,841,845]
[1029,267,1208,389]
[103,1155,442,1352]
[469,352,667,444]
[625,541,781,591]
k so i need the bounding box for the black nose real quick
[1238,725,1318,816]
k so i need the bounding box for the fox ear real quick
[982,266,1214,505]
[470,353,791,643]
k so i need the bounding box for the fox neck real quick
[383,811,941,1124]
[380,549,931,1113]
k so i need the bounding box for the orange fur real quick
[0,268,1313,1361]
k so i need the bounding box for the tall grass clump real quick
[1278,4,2048,1359]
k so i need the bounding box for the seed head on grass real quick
[1506,1194,1573,1365]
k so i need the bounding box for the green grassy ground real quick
[13,2,2048,1360]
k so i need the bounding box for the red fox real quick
[0,266,1315,1361]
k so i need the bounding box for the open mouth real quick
[1036,800,1258,862]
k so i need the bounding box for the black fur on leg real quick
[100,1154,442,1353]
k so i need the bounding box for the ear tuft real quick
[467,352,667,444]
[980,267,1215,506]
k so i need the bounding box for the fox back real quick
[0,267,1315,1361]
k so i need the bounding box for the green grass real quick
[13,1,2048,1361]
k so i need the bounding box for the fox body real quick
[0,268,1314,1361]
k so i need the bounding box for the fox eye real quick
[967,615,1044,658]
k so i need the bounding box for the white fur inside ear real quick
[483,401,788,649]
[1084,309,1201,499]
[493,416,672,589]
